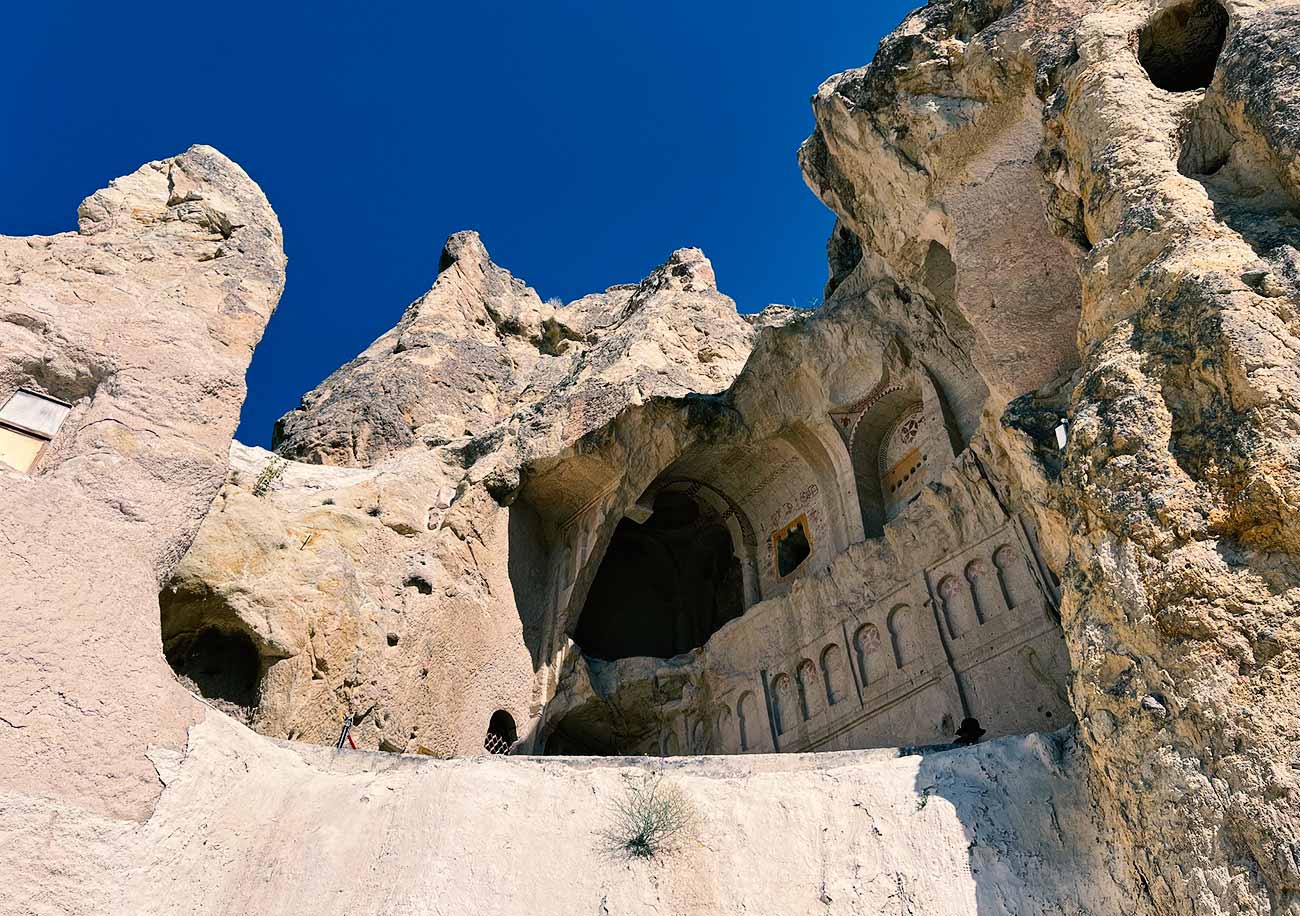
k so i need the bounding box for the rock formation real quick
[3,0,1299,914]
[0,145,286,906]
[799,0,1300,911]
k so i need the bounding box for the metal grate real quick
[484,731,512,755]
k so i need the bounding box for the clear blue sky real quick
[3,1,912,447]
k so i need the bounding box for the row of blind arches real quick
[722,605,920,751]
[723,541,1038,750]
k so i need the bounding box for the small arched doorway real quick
[485,710,517,755]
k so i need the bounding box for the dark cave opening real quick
[1138,0,1228,92]
[573,489,745,661]
[484,710,518,755]
[163,625,262,714]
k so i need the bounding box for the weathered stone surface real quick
[0,146,286,908]
[4,0,1300,914]
[273,238,753,468]
[164,242,755,756]
[799,0,1087,407]
[1044,3,1300,912]
[117,715,1127,916]
[0,145,285,820]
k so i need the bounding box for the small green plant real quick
[599,774,696,861]
[252,457,287,497]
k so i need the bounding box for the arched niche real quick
[572,486,749,660]
[777,420,863,554]
[849,372,959,537]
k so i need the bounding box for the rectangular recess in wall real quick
[0,388,72,473]
[0,426,47,473]
[772,513,812,578]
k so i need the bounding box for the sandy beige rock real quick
[4,0,1300,914]
[163,242,756,757]
[0,145,285,821]
[0,145,286,910]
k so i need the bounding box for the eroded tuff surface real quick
[1051,3,1300,913]
[163,242,756,753]
[0,146,287,909]
[164,4,1300,914]
[116,720,1128,916]
[53,713,1120,916]
[799,0,1300,912]
[0,145,286,821]
[4,0,1300,914]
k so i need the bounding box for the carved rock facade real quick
[3,0,1299,914]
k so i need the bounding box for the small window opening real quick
[0,388,71,474]
[485,709,517,755]
[774,515,812,578]
[1137,0,1228,92]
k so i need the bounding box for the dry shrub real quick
[599,774,696,861]
[252,457,287,497]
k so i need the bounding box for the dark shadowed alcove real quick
[574,489,744,660]
[160,584,267,723]
[1138,0,1228,92]
[163,626,262,714]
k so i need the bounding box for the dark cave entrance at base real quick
[159,584,265,723]
[163,626,262,715]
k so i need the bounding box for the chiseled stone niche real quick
[545,365,1073,757]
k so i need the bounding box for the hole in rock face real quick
[404,574,433,595]
[774,517,812,577]
[485,710,517,755]
[1138,0,1228,92]
[574,489,744,661]
[163,626,262,714]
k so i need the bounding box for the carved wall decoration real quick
[770,674,795,735]
[820,644,847,706]
[938,575,979,639]
[676,522,1070,758]
[879,406,928,518]
[829,376,907,446]
[796,659,818,721]
[714,705,734,753]
[662,729,680,757]
[993,543,1038,610]
[649,476,758,546]
[736,691,757,751]
[965,558,1005,622]
[854,623,882,686]
[839,371,962,539]
[887,603,917,667]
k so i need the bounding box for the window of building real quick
[0,389,71,474]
